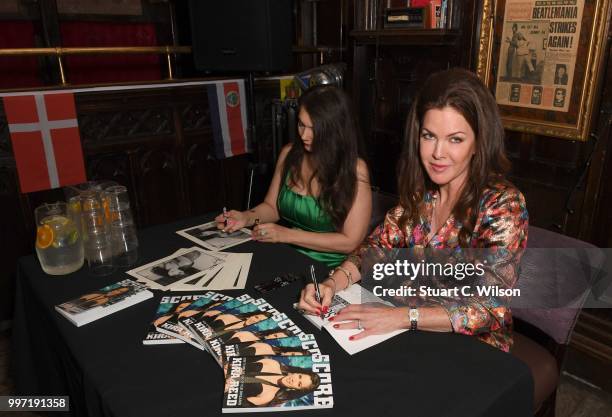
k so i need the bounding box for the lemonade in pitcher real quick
[35,203,84,275]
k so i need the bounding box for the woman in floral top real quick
[298,68,528,352]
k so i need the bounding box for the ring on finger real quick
[357,319,363,330]
[260,229,267,236]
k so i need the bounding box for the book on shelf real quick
[383,7,426,29]
[222,355,333,412]
[427,0,442,28]
[296,283,407,355]
[55,279,153,327]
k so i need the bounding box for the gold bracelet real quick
[330,266,353,291]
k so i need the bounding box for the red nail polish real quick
[349,336,355,340]
[322,306,329,313]
[328,316,334,322]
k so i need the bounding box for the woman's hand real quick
[298,280,335,316]
[214,209,248,233]
[252,223,291,243]
[330,304,407,341]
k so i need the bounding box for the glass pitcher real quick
[35,202,84,275]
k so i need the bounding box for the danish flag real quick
[3,92,87,193]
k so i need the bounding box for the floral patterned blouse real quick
[348,182,528,352]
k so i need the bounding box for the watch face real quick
[409,309,419,321]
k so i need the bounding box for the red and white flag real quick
[206,80,249,159]
[3,92,87,193]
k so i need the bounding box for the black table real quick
[12,216,533,417]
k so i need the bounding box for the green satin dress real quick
[277,182,346,267]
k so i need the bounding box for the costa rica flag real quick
[3,92,87,193]
[206,80,249,159]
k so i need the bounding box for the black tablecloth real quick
[12,216,533,417]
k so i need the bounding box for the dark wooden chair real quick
[511,226,605,416]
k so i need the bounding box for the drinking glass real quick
[105,185,139,267]
[80,192,114,276]
[34,202,84,275]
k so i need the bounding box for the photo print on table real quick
[127,247,226,290]
[176,221,252,251]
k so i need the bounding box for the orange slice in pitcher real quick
[36,224,54,249]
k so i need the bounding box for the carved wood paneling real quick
[79,107,173,145]
[136,145,183,226]
[184,138,225,215]
[181,103,210,132]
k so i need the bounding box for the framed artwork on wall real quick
[476,0,611,141]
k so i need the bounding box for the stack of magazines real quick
[143,291,334,412]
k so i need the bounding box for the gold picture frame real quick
[476,0,611,141]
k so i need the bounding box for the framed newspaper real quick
[476,0,611,141]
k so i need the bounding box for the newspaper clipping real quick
[495,0,584,112]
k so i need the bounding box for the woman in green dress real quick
[216,85,371,267]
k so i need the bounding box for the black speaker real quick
[188,0,293,73]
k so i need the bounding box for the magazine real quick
[223,334,319,361]
[143,294,209,345]
[208,313,306,366]
[55,279,153,327]
[176,221,252,251]
[222,355,333,412]
[297,283,406,355]
[189,297,279,346]
[155,291,232,350]
[176,295,246,342]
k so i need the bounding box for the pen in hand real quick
[310,265,324,319]
[222,206,229,230]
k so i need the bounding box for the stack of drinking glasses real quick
[63,181,139,276]
[105,185,139,267]
[80,190,115,276]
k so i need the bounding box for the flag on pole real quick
[206,80,249,159]
[3,92,87,193]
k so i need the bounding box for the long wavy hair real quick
[259,363,321,407]
[281,85,365,229]
[397,68,511,246]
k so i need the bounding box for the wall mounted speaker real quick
[188,0,293,72]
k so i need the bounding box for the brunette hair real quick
[261,363,321,406]
[397,68,511,245]
[281,85,366,229]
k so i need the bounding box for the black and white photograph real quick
[170,252,252,291]
[126,247,226,290]
[498,21,547,85]
[176,221,252,251]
